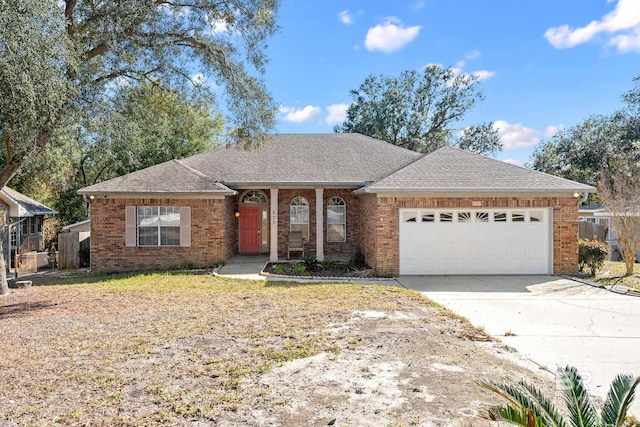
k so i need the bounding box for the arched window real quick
[327,196,346,242]
[290,196,309,241]
[241,190,268,204]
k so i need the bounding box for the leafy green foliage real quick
[578,240,608,276]
[0,0,77,185]
[528,115,631,189]
[529,75,640,192]
[302,256,323,272]
[335,65,501,155]
[479,365,639,427]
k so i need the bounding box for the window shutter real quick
[125,206,137,247]
[180,206,191,247]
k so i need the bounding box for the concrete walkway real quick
[398,275,640,415]
[215,255,268,280]
[215,255,399,285]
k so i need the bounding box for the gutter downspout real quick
[578,191,589,205]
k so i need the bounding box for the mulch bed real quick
[263,262,379,278]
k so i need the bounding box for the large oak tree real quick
[0,0,279,295]
[335,65,501,155]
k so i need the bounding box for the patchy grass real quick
[2,272,469,425]
[591,260,640,290]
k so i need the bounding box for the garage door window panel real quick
[403,211,418,223]
[458,212,472,223]
[512,212,526,222]
[439,212,453,222]
[494,212,507,222]
[422,213,435,222]
[530,211,544,222]
[476,212,489,223]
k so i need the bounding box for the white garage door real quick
[399,208,552,275]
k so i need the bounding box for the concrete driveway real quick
[398,275,640,413]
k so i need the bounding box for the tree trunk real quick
[0,238,8,296]
[625,254,635,277]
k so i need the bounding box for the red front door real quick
[239,206,261,253]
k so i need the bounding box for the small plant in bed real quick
[266,259,377,278]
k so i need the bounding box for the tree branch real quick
[4,118,13,164]
[65,0,77,36]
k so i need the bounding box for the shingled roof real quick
[79,134,421,194]
[357,146,595,194]
[78,159,236,196]
[181,133,420,185]
[78,134,594,196]
[0,187,57,217]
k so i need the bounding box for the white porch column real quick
[269,188,279,262]
[315,188,324,261]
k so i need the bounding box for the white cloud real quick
[414,1,425,10]
[338,10,353,24]
[545,124,565,138]
[493,120,540,150]
[325,103,349,125]
[211,19,228,34]
[279,105,322,123]
[365,17,421,53]
[608,28,640,52]
[465,49,481,60]
[456,60,466,68]
[473,70,495,81]
[545,0,640,52]
[502,159,524,167]
[191,72,206,86]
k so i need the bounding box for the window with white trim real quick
[137,206,181,246]
[290,196,309,241]
[327,196,346,242]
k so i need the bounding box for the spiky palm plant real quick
[478,366,640,427]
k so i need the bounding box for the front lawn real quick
[0,273,550,426]
[591,260,640,291]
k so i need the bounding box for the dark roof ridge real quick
[172,159,211,181]
[362,148,429,189]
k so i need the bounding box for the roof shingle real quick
[360,146,595,193]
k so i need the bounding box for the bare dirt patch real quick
[0,273,553,426]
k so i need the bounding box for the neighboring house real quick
[0,186,57,269]
[579,204,638,261]
[78,133,594,276]
[62,219,91,233]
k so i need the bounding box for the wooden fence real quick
[58,231,90,270]
[578,221,607,242]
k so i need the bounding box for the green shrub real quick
[579,239,608,276]
[302,256,323,272]
[272,264,288,275]
[289,264,308,276]
[271,263,309,276]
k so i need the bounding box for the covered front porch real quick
[235,187,356,262]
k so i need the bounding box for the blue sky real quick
[253,0,640,166]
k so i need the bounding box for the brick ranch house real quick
[78,133,594,276]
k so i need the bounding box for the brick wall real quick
[90,198,227,273]
[359,195,579,276]
[225,196,239,259]
[275,189,359,259]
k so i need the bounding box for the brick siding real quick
[275,189,359,260]
[91,194,579,276]
[90,198,227,272]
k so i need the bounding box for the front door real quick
[239,206,261,253]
